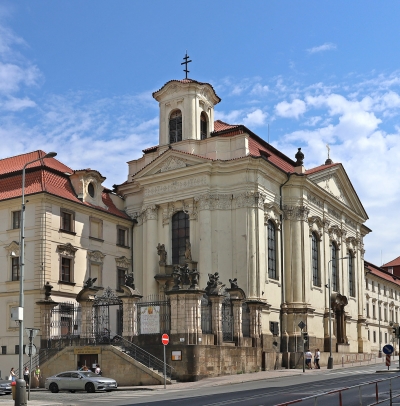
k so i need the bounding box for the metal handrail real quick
[15,347,60,377]
[112,334,175,379]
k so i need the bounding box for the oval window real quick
[88,183,95,198]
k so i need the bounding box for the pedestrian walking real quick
[305,350,313,369]
[33,365,41,388]
[314,348,321,369]
[95,364,102,375]
[23,366,30,386]
[9,368,16,382]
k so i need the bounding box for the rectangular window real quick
[391,310,394,323]
[11,257,19,281]
[331,245,338,291]
[373,331,376,343]
[90,263,101,286]
[1,346,6,355]
[267,221,277,280]
[384,308,387,321]
[60,209,75,233]
[90,218,103,240]
[312,233,319,286]
[368,330,370,341]
[385,332,388,343]
[15,345,19,354]
[373,304,376,319]
[117,268,126,291]
[379,307,382,321]
[117,226,128,247]
[384,286,386,296]
[12,210,21,229]
[348,255,354,297]
[366,303,370,318]
[372,281,375,292]
[365,278,368,290]
[61,257,72,282]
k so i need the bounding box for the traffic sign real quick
[298,321,305,330]
[25,344,37,357]
[162,334,169,345]
[383,344,394,355]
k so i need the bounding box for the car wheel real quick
[85,382,95,393]
[69,390,76,393]
[49,383,59,393]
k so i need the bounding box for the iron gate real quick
[93,287,123,343]
[222,296,233,341]
[50,301,81,339]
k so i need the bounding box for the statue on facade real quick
[84,277,97,288]
[125,273,135,289]
[229,278,239,289]
[189,268,200,289]
[157,243,167,266]
[184,239,192,262]
[44,281,53,301]
[182,263,191,285]
[205,272,225,295]
[172,266,182,290]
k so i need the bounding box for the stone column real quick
[76,287,100,341]
[227,287,246,346]
[209,295,224,345]
[36,300,58,348]
[143,205,158,296]
[197,197,212,274]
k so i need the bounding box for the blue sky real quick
[1,1,400,265]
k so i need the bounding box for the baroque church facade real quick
[117,76,371,359]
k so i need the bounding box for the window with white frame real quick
[267,220,277,280]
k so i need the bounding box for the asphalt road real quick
[0,365,398,406]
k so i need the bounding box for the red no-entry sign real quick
[162,334,169,345]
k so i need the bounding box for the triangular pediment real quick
[307,164,368,220]
[134,150,211,179]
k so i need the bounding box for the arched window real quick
[331,243,338,291]
[88,182,95,198]
[312,232,319,286]
[200,112,208,140]
[348,252,355,297]
[172,211,189,265]
[169,110,182,144]
[267,220,277,280]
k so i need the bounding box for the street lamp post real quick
[378,287,382,358]
[16,152,57,405]
[326,256,348,370]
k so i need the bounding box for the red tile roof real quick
[305,163,340,175]
[0,151,129,220]
[382,256,400,268]
[213,120,240,132]
[365,260,400,285]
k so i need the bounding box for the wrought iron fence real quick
[137,295,171,335]
[242,302,250,337]
[201,295,212,334]
[222,296,233,341]
[50,302,81,339]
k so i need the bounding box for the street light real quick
[326,255,348,370]
[16,151,57,404]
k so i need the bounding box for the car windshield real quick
[79,372,97,378]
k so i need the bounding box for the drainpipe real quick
[131,219,137,276]
[280,172,291,353]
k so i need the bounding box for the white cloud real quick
[243,109,267,127]
[251,83,269,95]
[1,96,36,111]
[307,42,337,54]
[214,109,243,124]
[275,99,306,119]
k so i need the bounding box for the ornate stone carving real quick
[4,241,20,257]
[205,272,225,295]
[160,157,187,173]
[124,273,135,289]
[115,256,131,269]
[88,250,106,263]
[234,192,265,209]
[307,193,324,209]
[142,205,158,221]
[157,243,167,266]
[345,217,357,229]
[229,278,239,289]
[295,148,304,166]
[328,207,341,220]
[195,194,232,211]
[57,243,77,257]
[144,176,207,197]
[184,239,192,262]
[84,277,97,288]
[264,203,282,229]
[283,205,310,221]
[171,264,200,290]
[44,281,54,301]
[328,225,343,247]
[323,218,331,232]
[308,215,324,239]
[345,237,358,252]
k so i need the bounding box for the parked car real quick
[0,380,11,395]
[45,371,117,393]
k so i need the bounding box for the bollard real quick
[11,381,16,400]
[14,378,27,406]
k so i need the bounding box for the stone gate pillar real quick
[209,295,224,345]
[119,285,143,340]
[247,300,267,347]
[76,287,101,341]
[227,287,246,346]
[36,300,59,349]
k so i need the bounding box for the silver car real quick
[45,371,117,393]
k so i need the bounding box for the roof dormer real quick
[69,169,108,209]
[152,79,221,146]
